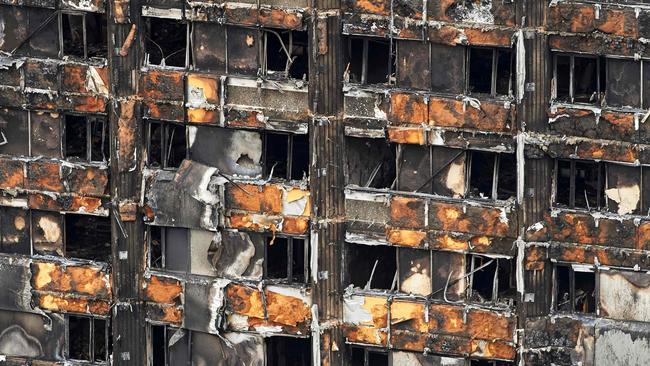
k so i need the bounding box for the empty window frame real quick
[67,315,109,362]
[147,121,187,169]
[345,37,394,85]
[346,242,397,291]
[467,151,516,200]
[349,346,389,366]
[467,47,513,97]
[144,17,188,67]
[60,12,108,59]
[605,58,650,109]
[261,29,309,80]
[345,137,397,189]
[64,214,112,261]
[147,226,190,272]
[553,54,605,104]
[554,264,597,314]
[64,114,109,162]
[263,132,309,180]
[554,159,605,210]
[265,236,308,284]
[266,336,312,366]
[0,206,31,255]
[149,325,191,365]
[466,255,515,304]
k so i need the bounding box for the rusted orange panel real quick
[258,8,303,29]
[187,74,219,104]
[428,98,464,127]
[430,233,469,251]
[637,221,650,251]
[429,202,513,237]
[71,95,107,113]
[429,303,467,335]
[226,283,265,318]
[387,228,427,247]
[227,212,282,232]
[62,64,88,93]
[390,196,425,228]
[145,101,185,122]
[390,330,428,351]
[225,109,266,129]
[68,166,109,196]
[525,246,547,271]
[160,306,183,324]
[548,212,636,248]
[389,93,428,125]
[27,161,64,192]
[467,309,513,341]
[578,140,637,162]
[224,5,258,26]
[28,193,105,214]
[344,325,388,346]
[282,216,309,235]
[118,99,137,171]
[465,101,512,132]
[386,127,426,145]
[144,276,183,305]
[470,339,516,360]
[0,158,25,189]
[390,301,429,333]
[464,28,513,47]
[351,0,389,16]
[37,294,110,315]
[428,25,464,46]
[226,183,283,213]
[547,4,637,38]
[32,262,111,297]
[548,34,639,58]
[188,108,219,124]
[139,69,184,101]
[265,291,311,327]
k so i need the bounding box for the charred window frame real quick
[467,47,513,97]
[349,346,389,366]
[553,263,597,314]
[344,37,395,85]
[64,213,112,262]
[553,53,605,104]
[147,225,190,272]
[554,159,605,210]
[345,242,397,291]
[466,255,515,304]
[0,206,31,255]
[59,12,108,59]
[64,114,109,162]
[467,151,516,201]
[261,29,309,80]
[149,325,191,365]
[263,132,309,181]
[144,17,189,68]
[264,236,308,284]
[266,336,312,365]
[66,315,110,362]
[146,120,187,169]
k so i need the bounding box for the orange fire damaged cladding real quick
[387,126,427,145]
[547,3,639,38]
[225,183,284,214]
[32,262,112,297]
[28,193,105,214]
[390,196,426,228]
[225,284,311,330]
[346,296,515,359]
[549,107,637,142]
[27,161,64,192]
[548,33,646,59]
[0,158,25,189]
[186,74,219,123]
[118,99,137,170]
[389,93,514,133]
[429,202,513,237]
[139,69,184,101]
[144,275,183,305]
[62,65,109,94]
[258,8,303,29]
[68,167,109,196]
[36,294,111,315]
[428,26,514,47]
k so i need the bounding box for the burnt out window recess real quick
[554,264,597,314]
[266,336,312,366]
[147,121,187,169]
[64,114,109,162]
[67,315,110,362]
[553,54,605,105]
[265,236,308,284]
[344,37,394,85]
[144,17,188,68]
[147,225,190,272]
[261,30,309,80]
[467,47,513,97]
[60,12,108,59]
[349,346,389,366]
[466,255,515,304]
[0,206,31,255]
[604,58,650,109]
[467,151,516,200]
[149,325,191,365]
[346,242,397,291]
[64,214,111,261]
[554,159,605,211]
[263,132,309,181]
[470,359,513,366]
[345,137,397,189]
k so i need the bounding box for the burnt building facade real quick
[1,0,650,364]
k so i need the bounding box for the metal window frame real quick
[147,225,166,269]
[466,254,501,303]
[143,17,190,68]
[66,314,110,363]
[59,12,90,59]
[466,150,503,201]
[553,53,602,104]
[263,235,309,284]
[63,114,107,162]
[553,263,598,315]
[554,159,604,210]
[466,46,502,97]
[263,131,295,180]
[146,121,187,169]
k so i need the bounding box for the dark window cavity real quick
[346,242,396,290]
[147,121,187,169]
[64,114,108,162]
[67,315,109,362]
[265,236,307,284]
[262,30,309,80]
[344,37,393,85]
[555,264,596,314]
[65,214,111,261]
[144,17,187,67]
[263,132,309,181]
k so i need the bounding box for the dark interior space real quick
[145,17,186,67]
[292,238,306,283]
[573,57,598,103]
[265,30,309,80]
[471,360,513,366]
[86,12,108,58]
[346,38,364,84]
[346,137,396,189]
[148,121,186,169]
[65,214,111,261]
[151,325,166,366]
[264,133,289,179]
[266,236,289,280]
[555,265,572,312]
[574,270,596,313]
[469,151,495,199]
[468,48,493,94]
[349,346,388,366]
[68,315,91,360]
[574,161,601,209]
[555,265,594,313]
[468,255,497,302]
[556,160,571,206]
[266,336,311,366]
[62,14,84,58]
[290,134,309,180]
[149,226,163,269]
[346,243,396,290]
[65,114,87,160]
[94,318,107,362]
[366,39,391,84]
[555,55,570,101]
[89,116,108,162]
[495,49,512,95]
[497,153,517,200]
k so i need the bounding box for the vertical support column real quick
[108,0,146,363]
[309,7,345,366]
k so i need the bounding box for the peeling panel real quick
[189,126,262,177]
[0,309,65,360]
[599,270,650,323]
